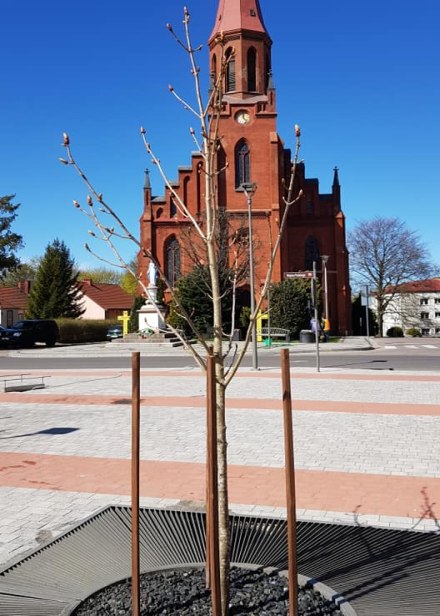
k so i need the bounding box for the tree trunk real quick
[215,374,229,615]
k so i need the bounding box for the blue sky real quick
[1,0,439,277]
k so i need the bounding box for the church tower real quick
[139,0,352,335]
[208,0,287,280]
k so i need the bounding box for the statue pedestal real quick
[137,301,166,332]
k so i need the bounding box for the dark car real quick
[106,325,123,341]
[4,319,59,348]
[0,325,9,346]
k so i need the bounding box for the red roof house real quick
[78,279,134,320]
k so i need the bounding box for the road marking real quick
[384,344,439,351]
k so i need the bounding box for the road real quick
[0,339,439,371]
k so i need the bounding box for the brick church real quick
[139,0,352,335]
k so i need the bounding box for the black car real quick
[0,325,9,346]
[4,319,59,347]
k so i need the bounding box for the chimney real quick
[18,280,32,294]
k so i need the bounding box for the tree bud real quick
[63,132,70,145]
[294,124,301,137]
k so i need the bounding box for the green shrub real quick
[406,327,422,337]
[386,326,404,337]
[57,318,111,343]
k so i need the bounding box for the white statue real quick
[147,261,158,287]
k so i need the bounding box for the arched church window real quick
[165,237,181,287]
[247,47,257,92]
[170,197,177,218]
[305,236,320,271]
[265,52,271,90]
[235,140,250,189]
[225,48,236,92]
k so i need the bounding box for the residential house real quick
[78,279,133,320]
[0,281,30,327]
[377,278,440,336]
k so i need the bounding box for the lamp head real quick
[241,182,257,196]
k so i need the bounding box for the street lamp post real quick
[321,255,329,321]
[242,182,258,370]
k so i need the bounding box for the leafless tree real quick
[348,217,434,336]
[60,8,302,614]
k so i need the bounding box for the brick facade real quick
[139,0,352,335]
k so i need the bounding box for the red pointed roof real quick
[78,281,133,310]
[389,278,440,294]
[0,287,28,310]
[210,0,269,41]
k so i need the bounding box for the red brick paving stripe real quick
[0,392,438,415]
[0,451,437,520]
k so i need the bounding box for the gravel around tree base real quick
[74,567,343,615]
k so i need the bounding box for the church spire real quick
[209,0,270,43]
[209,0,273,100]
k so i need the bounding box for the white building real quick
[376,278,440,336]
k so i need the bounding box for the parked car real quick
[106,325,123,341]
[3,319,59,347]
[0,325,9,346]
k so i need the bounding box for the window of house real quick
[435,299,440,304]
[420,298,428,305]
[225,48,236,92]
[6,310,13,327]
[422,328,430,335]
[235,140,250,188]
[435,312,440,318]
[420,312,429,319]
[436,328,440,334]
[165,238,181,287]
[247,48,257,92]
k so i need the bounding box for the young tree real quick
[168,264,240,336]
[0,195,24,275]
[269,279,312,339]
[26,239,85,319]
[60,9,302,613]
[348,217,434,336]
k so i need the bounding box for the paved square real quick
[1,353,440,569]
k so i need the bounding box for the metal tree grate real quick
[0,505,439,615]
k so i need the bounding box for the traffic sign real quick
[284,271,313,279]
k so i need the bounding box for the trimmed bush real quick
[57,318,112,343]
[386,326,404,337]
[406,327,422,337]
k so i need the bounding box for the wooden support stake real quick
[131,352,141,616]
[281,349,299,616]
[207,354,221,615]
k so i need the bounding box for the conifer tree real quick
[26,239,84,319]
[0,194,24,275]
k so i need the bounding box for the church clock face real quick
[235,110,250,125]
